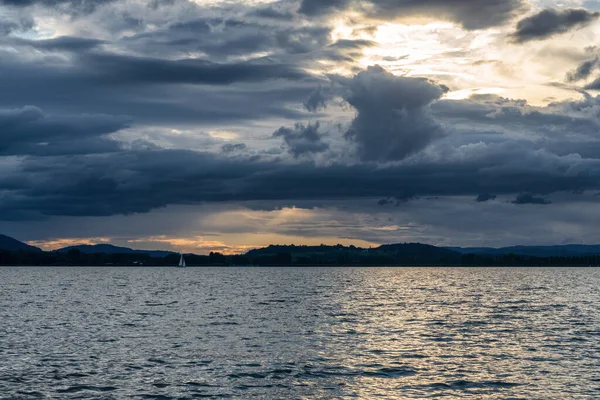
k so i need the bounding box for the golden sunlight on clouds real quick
[330,13,594,106]
[208,130,239,140]
[126,232,380,255]
[127,235,254,255]
[28,237,112,250]
[444,87,507,100]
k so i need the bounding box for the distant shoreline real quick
[2,265,599,268]
[3,237,600,267]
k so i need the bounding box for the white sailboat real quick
[177,253,186,268]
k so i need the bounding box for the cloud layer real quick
[300,0,529,30]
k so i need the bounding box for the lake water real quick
[0,267,599,399]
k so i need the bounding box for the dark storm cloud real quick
[476,193,497,202]
[377,196,416,206]
[299,0,349,16]
[6,85,600,219]
[433,93,600,141]
[81,52,309,85]
[0,58,317,125]
[336,65,448,162]
[121,18,331,59]
[0,106,129,156]
[510,8,600,43]
[299,0,528,30]
[512,193,552,205]
[5,93,600,218]
[221,143,247,153]
[0,0,116,13]
[273,122,329,157]
[3,135,599,220]
[9,36,106,52]
[248,6,295,20]
[566,57,599,82]
[377,198,395,206]
[304,86,327,112]
[0,0,111,5]
[584,77,600,90]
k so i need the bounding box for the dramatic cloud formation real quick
[0,106,129,156]
[567,57,599,82]
[337,65,448,161]
[584,76,600,90]
[304,86,327,112]
[273,122,329,157]
[2,0,600,250]
[511,8,600,43]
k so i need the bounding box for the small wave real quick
[427,380,520,390]
[295,365,416,379]
[52,372,89,380]
[56,385,118,393]
[16,390,44,398]
[236,363,261,368]
[227,372,267,379]
[401,353,429,359]
[227,368,293,380]
[235,383,288,390]
[187,360,213,366]
[363,367,417,378]
[148,358,168,364]
[1,376,29,383]
[136,312,162,317]
[184,381,214,387]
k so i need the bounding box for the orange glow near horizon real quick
[28,237,112,251]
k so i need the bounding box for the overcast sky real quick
[2,0,600,253]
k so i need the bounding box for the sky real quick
[2,0,600,254]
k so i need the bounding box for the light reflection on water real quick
[0,267,599,399]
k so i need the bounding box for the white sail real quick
[178,253,186,268]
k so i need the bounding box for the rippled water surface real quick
[1,267,599,399]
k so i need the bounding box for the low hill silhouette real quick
[55,244,174,258]
[0,234,42,252]
[449,245,600,257]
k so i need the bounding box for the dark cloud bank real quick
[4,62,600,219]
[4,86,600,220]
[511,8,600,43]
